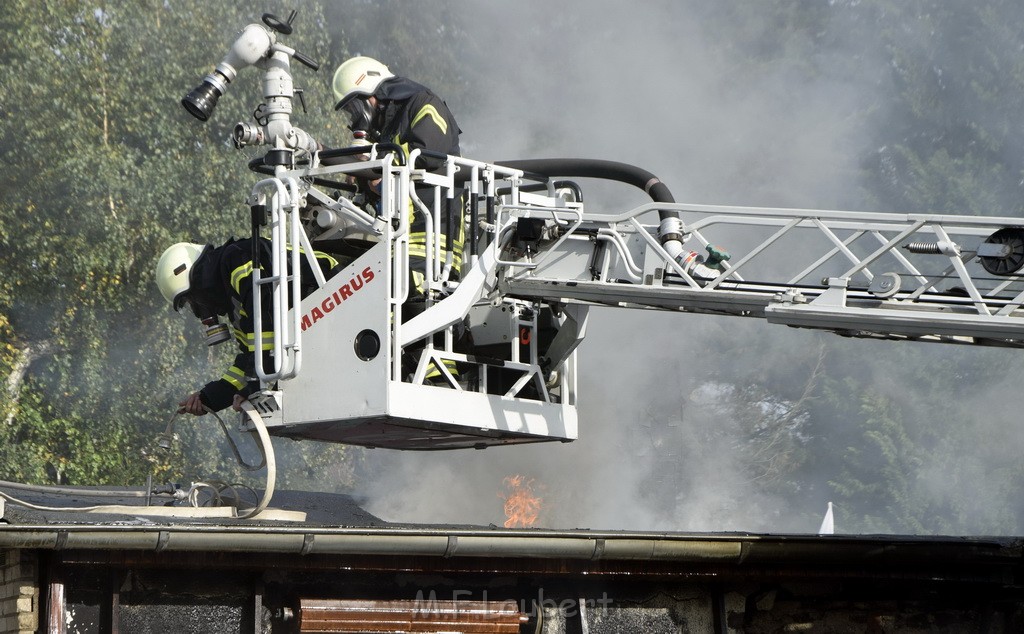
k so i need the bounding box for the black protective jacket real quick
[371,77,465,288]
[191,238,337,411]
[372,77,461,168]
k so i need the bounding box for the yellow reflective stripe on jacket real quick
[231,261,253,294]
[230,250,338,295]
[233,327,275,352]
[315,250,339,270]
[410,104,448,135]
[410,270,426,295]
[425,358,458,379]
[408,233,465,249]
[391,103,448,162]
[408,237,464,261]
[396,139,411,162]
[221,365,247,390]
[409,220,465,252]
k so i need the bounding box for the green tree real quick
[827,389,928,533]
[0,0,356,490]
[859,0,1024,215]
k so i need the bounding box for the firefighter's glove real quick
[178,392,206,416]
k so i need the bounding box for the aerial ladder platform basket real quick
[181,12,1024,451]
[245,150,1024,451]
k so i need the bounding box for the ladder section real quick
[497,201,1024,346]
[250,177,304,381]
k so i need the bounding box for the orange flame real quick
[500,474,542,528]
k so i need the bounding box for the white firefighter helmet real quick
[332,56,394,110]
[155,242,207,309]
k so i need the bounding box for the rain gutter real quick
[0,525,1020,567]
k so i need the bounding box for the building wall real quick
[0,550,38,634]
[49,554,1024,633]
[6,543,1023,633]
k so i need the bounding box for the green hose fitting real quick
[704,245,731,269]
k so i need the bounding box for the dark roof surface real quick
[0,484,388,528]
[1,482,1022,583]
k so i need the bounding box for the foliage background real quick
[0,0,355,491]
[3,0,1024,534]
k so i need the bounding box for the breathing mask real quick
[180,292,231,347]
[200,317,231,346]
[343,97,380,141]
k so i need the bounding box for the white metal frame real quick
[208,16,1024,454]
[499,201,1024,345]
[243,151,582,449]
[244,148,1024,451]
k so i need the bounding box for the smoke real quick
[456,1,881,209]
[340,1,1024,534]
[361,313,813,532]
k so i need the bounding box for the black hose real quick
[319,143,407,166]
[495,158,677,219]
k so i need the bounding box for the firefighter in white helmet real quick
[333,56,466,382]
[155,238,338,415]
[332,56,464,293]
